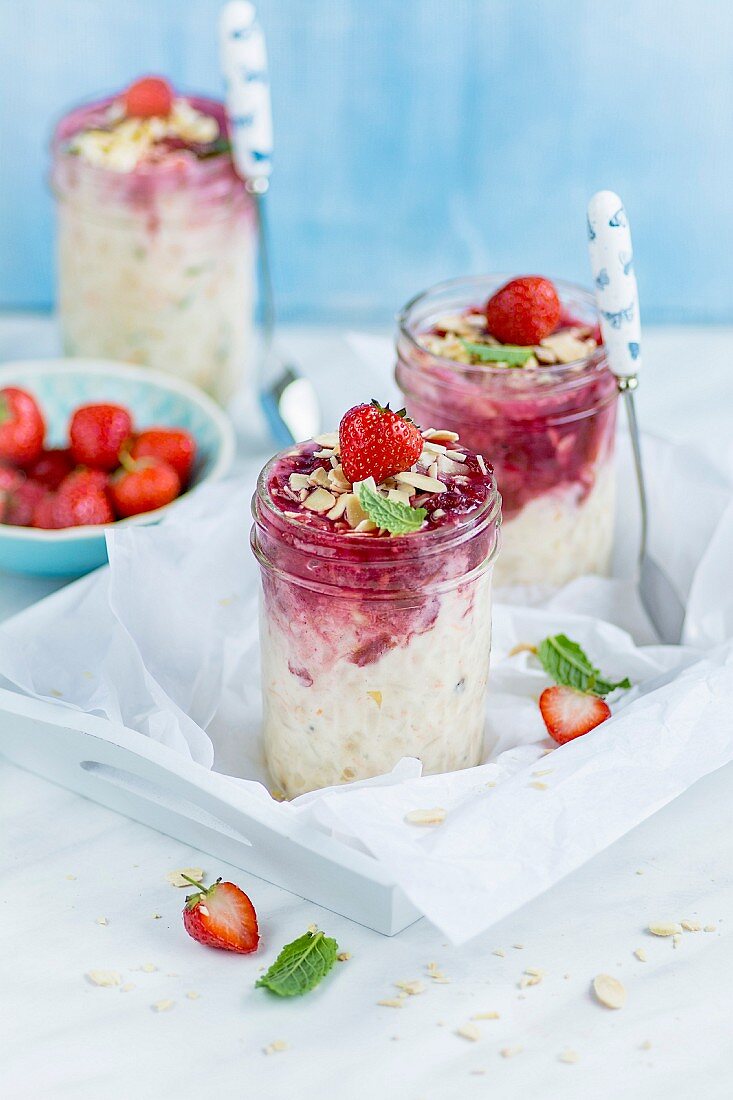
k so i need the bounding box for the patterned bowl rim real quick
[0,358,236,543]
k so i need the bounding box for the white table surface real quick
[3,316,733,1100]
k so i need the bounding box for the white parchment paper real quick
[0,429,731,943]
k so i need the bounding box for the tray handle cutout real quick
[80,760,253,846]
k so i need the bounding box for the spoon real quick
[219,0,320,445]
[587,190,685,643]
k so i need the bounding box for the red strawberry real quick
[53,469,114,528]
[339,401,424,486]
[486,276,561,346]
[539,685,611,745]
[32,492,59,530]
[25,448,74,490]
[131,427,196,486]
[0,387,45,467]
[69,403,133,471]
[3,479,48,526]
[123,75,173,118]
[182,876,259,954]
[110,457,180,518]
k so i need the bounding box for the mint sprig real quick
[537,634,631,697]
[255,929,338,997]
[461,340,534,366]
[358,481,427,535]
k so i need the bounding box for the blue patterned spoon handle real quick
[219,0,273,188]
[587,190,641,379]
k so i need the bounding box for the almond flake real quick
[476,453,487,475]
[344,494,369,528]
[427,461,439,479]
[540,332,590,363]
[681,920,702,932]
[263,1039,288,1054]
[95,916,109,926]
[512,944,524,950]
[377,998,404,1008]
[424,429,459,443]
[186,991,201,1000]
[120,983,135,993]
[151,913,162,920]
[314,433,339,449]
[456,1023,480,1042]
[473,1011,500,1020]
[437,454,467,476]
[313,448,334,458]
[648,922,683,937]
[151,999,175,1013]
[288,472,311,491]
[395,980,425,996]
[432,508,445,518]
[326,495,348,521]
[404,807,446,826]
[593,973,626,1009]
[140,963,158,973]
[673,933,682,948]
[529,781,548,790]
[634,948,647,962]
[337,952,351,962]
[492,948,506,957]
[532,768,553,777]
[394,471,444,493]
[444,449,467,462]
[65,874,77,881]
[367,690,383,707]
[500,1046,523,1059]
[387,488,413,507]
[558,1049,580,1064]
[704,924,717,932]
[354,518,377,533]
[303,488,336,513]
[86,970,122,988]
[166,867,203,888]
[640,1040,652,1051]
[308,466,330,488]
[422,441,448,455]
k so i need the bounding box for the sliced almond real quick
[314,432,339,449]
[151,999,175,1013]
[288,472,311,491]
[303,488,336,513]
[354,518,378,533]
[424,429,459,443]
[500,1046,523,1059]
[634,948,647,962]
[421,441,448,456]
[313,448,334,458]
[86,970,122,988]
[558,1050,580,1064]
[437,455,467,476]
[387,488,413,507]
[456,1023,480,1042]
[540,332,589,363]
[263,1039,288,1054]
[593,974,626,1009]
[345,494,369,528]
[395,979,425,996]
[477,453,487,475]
[681,919,702,932]
[473,1011,500,1020]
[308,466,330,488]
[404,807,446,826]
[648,922,683,937]
[395,471,444,493]
[327,495,348,521]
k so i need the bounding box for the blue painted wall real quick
[0,0,730,323]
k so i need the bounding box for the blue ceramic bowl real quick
[0,359,236,576]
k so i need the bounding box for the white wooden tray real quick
[0,684,421,935]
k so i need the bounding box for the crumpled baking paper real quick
[0,425,731,943]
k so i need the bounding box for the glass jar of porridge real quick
[396,275,618,588]
[251,428,501,798]
[51,89,256,404]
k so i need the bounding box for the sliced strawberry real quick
[539,685,611,745]
[182,876,259,954]
[339,401,424,485]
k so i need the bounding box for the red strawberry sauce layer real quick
[251,441,500,672]
[396,279,618,520]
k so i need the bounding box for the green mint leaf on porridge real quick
[255,929,339,997]
[358,481,427,534]
[537,634,631,697]
[460,340,534,366]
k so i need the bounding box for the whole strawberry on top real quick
[70,403,133,471]
[0,387,45,467]
[181,875,259,954]
[339,401,423,485]
[123,75,174,119]
[486,276,561,346]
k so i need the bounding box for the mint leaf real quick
[461,340,534,366]
[537,634,631,697]
[255,929,339,997]
[358,481,427,534]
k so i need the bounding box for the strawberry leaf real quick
[255,930,338,997]
[358,481,427,534]
[537,634,631,697]
[460,340,534,366]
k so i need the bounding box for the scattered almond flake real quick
[485,780,497,788]
[329,454,339,469]
[95,916,109,926]
[394,470,444,494]
[473,1011,500,1020]
[120,983,135,993]
[140,963,158,973]
[166,867,203,888]
[681,919,702,932]
[476,453,487,475]
[82,669,94,679]
[492,948,506,957]
[404,807,446,826]
[186,991,201,1000]
[325,495,348,521]
[344,493,369,528]
[303,487,336,513]
[500,1045,523,1059]
[524,967,545,977]
[519,972,542,989]
[529,780,548,791]
[558,1049,580,1064]
[314,432,339,449]
[395,979,425,996]
[532,768,553,777]
[65,874,77,881]
[307,923,318,934]
[312,448,334,459]
[636,869,645,875]
[387,487,413,507]
[704,924,717,932]
[377,998,404,1008]
[456,1023,480,1042]
[354,518,378,533]
[512,944,524,950]
[640,1040,652,1051]
[443,448,467,462]
[540,331,591,363]
[50,688,63,698]
[151,999,175,1013]
[437,454,467,476]
[427,461,439,479]
[288,472,311,491]
[308,465,331,487]
[85,970,122,988]
[432,508,446,518]
[337,952,351,962]
[634,948,647,962]
[151,913,162,920]
[366,690,383,709]
[648,922,683,937]
[593,973,627,1009]
[425,429,459,443]
[422,441,448,456]
[263,1039,288,1055]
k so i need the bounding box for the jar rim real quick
[397,273,606,384]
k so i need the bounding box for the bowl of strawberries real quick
[0,359,235,576]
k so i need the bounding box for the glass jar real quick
[396,275,619,588]
[51,96,256,405]
[251,447,501,798]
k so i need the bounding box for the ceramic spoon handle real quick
[219,0,273,189]
[587,190,641,379]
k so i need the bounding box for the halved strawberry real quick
[539,685,611,745]
[182,876,259,954]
